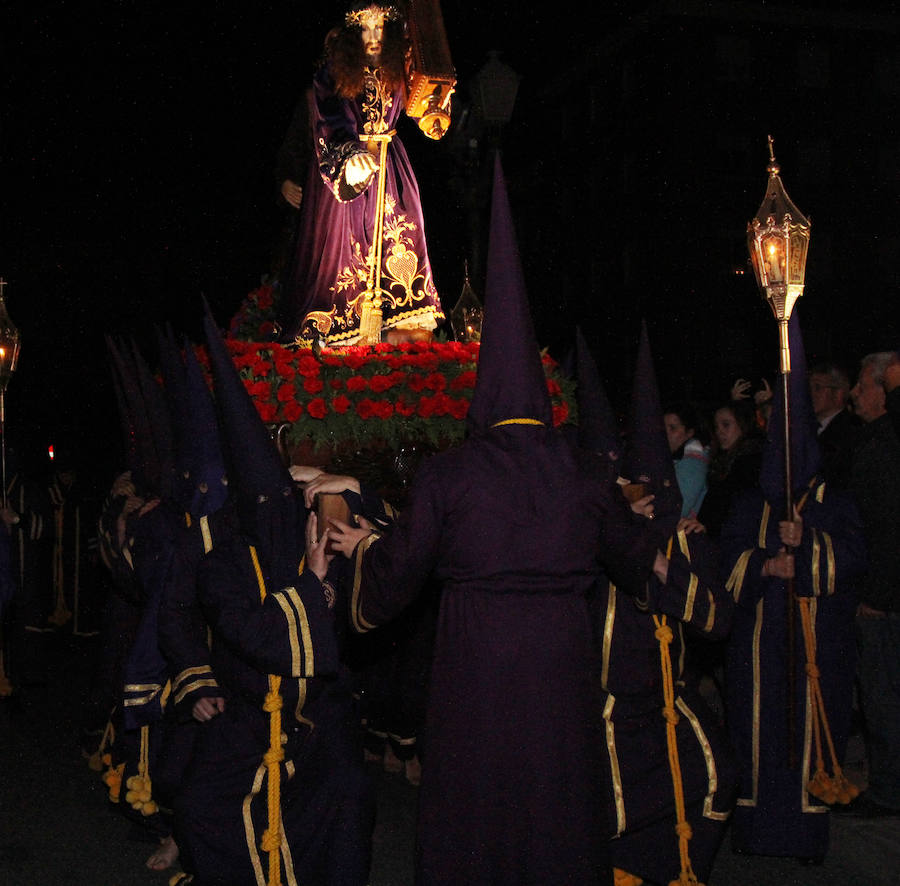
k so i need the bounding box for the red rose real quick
[256,287,274,310]
[307,397,327,419]
[322,355,343,367]
[275,362,296,381]
[450,370,477,390]
[407,374,427,393]
[417,396,435,418]
[343,353,366,371]
[546,378,562,396]
[346,375,368,393]
[255,401,277,423]
[303,377,324,394]
[276,382,295,403]
[373,400,394,419]
[425,372,446,392]
[331,395,351,414]
[252,360,272,378]
[395,398,416,417]
[552,402,569,426]
[297,354,321,377]
[329,378,343,390]
[368,374,395,393]
[356,399,375,419]
[449,398,470,420]
[282,401,303,423]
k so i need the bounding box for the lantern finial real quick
[767,135,780,176]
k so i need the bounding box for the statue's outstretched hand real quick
[344,152,378,192]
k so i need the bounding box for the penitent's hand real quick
[327,517,375,559]
[305,512,333,581]
[193,696,225,722]
[300,473,361,509]
[763,547,795,580]
[290,464,323,485]
[777,506,803,548]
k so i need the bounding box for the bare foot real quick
[383,744,403,773]
[146,835,179,871]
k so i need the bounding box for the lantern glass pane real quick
[788,232,809,285]
[761,232,787,285]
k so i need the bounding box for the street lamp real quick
[0,279,22,507]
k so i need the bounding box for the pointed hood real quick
[182,340,229,518]
[623,322,682,540]
[129,339,176,504]
[760,309,821,508]
[203,307,300,579]
[107,337,160,496]
[155,325,194,512]
[106,335,139,479]
[466,153,551,434]
[574,327,622,463]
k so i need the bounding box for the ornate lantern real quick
[747,136,810,374]
[0,279,21,508]
[0,279,21,393]
[449,264,483,342]
[747,139,810,770]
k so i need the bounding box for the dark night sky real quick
[1,1,896,477]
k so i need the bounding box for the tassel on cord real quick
[249,545,284,886]
[613,868,644,886]
[125,724,158,816]
[88,717,116,771]
[653,537,704,886]
[798,598,860,805]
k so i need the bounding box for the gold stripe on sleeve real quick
[811,530,821,596]
[823,532,836,596]
[284,587,315,677]
[758,502,770,549]
[272,592,302,677]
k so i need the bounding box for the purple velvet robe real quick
[349,426,659,885]
[279,64,443,344]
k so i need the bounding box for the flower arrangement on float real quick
[194,333,575,454]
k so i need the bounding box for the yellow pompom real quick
[141,801,158,816]
[139,789,152,803]
[126,775,139,789]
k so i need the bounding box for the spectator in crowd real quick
[697,400,763,538]
[809,361,858,488]
[664,402,709,518]
[846,351,900,817]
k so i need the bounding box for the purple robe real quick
[349,426,659,885]
[279,65,443,344]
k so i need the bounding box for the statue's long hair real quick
[325,16,408,98]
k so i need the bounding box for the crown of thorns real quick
[345,4,401,27]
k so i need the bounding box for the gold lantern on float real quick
[450,263,483,342]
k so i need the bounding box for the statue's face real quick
[359,8,384,63]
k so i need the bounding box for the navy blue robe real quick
[593,528,737,884]
[722,480,866,858]
[349,425,659,885]
[174,520,373,886]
